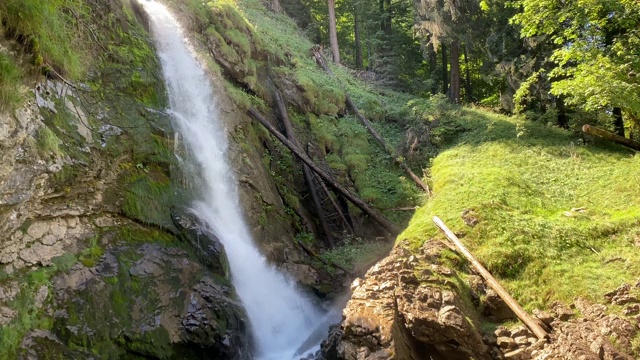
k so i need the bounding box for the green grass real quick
[36,126,64,159]
[0,0,87,79]
[320,238,391,275]
[400,106,640,309]
[0,52,23,111]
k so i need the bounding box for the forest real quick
[277,0,639,136]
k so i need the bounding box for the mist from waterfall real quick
[139,2,326,358]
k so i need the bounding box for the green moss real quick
[0,52,23,111]
[401,107,640,309]
[122,170,174,228]
[0,267,58,358]
[0,0,88,79]
[36,126,64,159]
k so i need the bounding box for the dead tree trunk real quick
[274,91,334,248]
[310,49,431,195]
[582,124,640,151]
[249,108,400,236]
[433,216,548,341]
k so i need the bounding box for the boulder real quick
[320,240,492,360]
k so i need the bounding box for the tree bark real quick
[613,107,625,137]
[248,108,401,236]
[427,43,437,95]
[463,45,472,102]
[433,216,548,341]
[274,91,334,248]
[354,10,363,70]
[449,40,460,103]
[311,49,431,194]
[556,96,568,128]
[582,124,640,151]
[328,0,340,64]
[271,0,282,13]
[441,44,448,95]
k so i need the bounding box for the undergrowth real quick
[400,107,640,310]
[0,52,22,110]
[0,0,88,79]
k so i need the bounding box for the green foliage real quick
[319,237,390,274]
[0,0,87,79]
[401,107,640,309]
[0,52,23,111]
[79,236,104,268]
[122,170,174,228]
[0,267,57,358]
[36,126,64,159]
[511,0,640,119]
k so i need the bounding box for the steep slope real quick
[325,107,640,358]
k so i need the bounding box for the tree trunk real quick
[311,49,431,194]
[383,0,392,35]
[463,46,472,102]
[248,108,401,236]
[328,0,340,64]
[428,43,437,95]
[354,10,363,70]
[613,107,625,137]
[449,40,460,103]
[271,0,282,13]
[441,44,448,95]
[274,91,334,248]
[556,96,568,128]
[582,124,640,151]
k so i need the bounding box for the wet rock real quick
[46,242,251,359]
[18,330,94,360]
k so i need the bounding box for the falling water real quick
[139,2,325,358]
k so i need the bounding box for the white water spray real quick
[139,2,325,358]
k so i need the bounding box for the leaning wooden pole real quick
[432,216,548,341]
[310,48,431,195]
[249,108,400,236]
[274,91,334,248]
[582,124,640,151]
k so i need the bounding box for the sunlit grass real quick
[400,107,640,309]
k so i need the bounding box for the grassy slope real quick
[401,106,640,310]
[175,0,427,227]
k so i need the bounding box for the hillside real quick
[0,0,639,359]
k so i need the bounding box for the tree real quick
[327,0,340,63]
[414,0,480,103]
[512,0,640,134]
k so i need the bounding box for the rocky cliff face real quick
[0,0,263,357]
[321,241,493,360]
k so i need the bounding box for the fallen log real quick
[432,216,548,341]
[297,240,353,276]
[582,124,640,151]
[310,48,431,195]
[274,90,334,248]
[249,107,400,236]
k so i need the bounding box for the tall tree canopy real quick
[512,0,640,128]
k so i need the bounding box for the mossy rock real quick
[42,242,251,359]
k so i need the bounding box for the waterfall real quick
[139,2,325,358]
